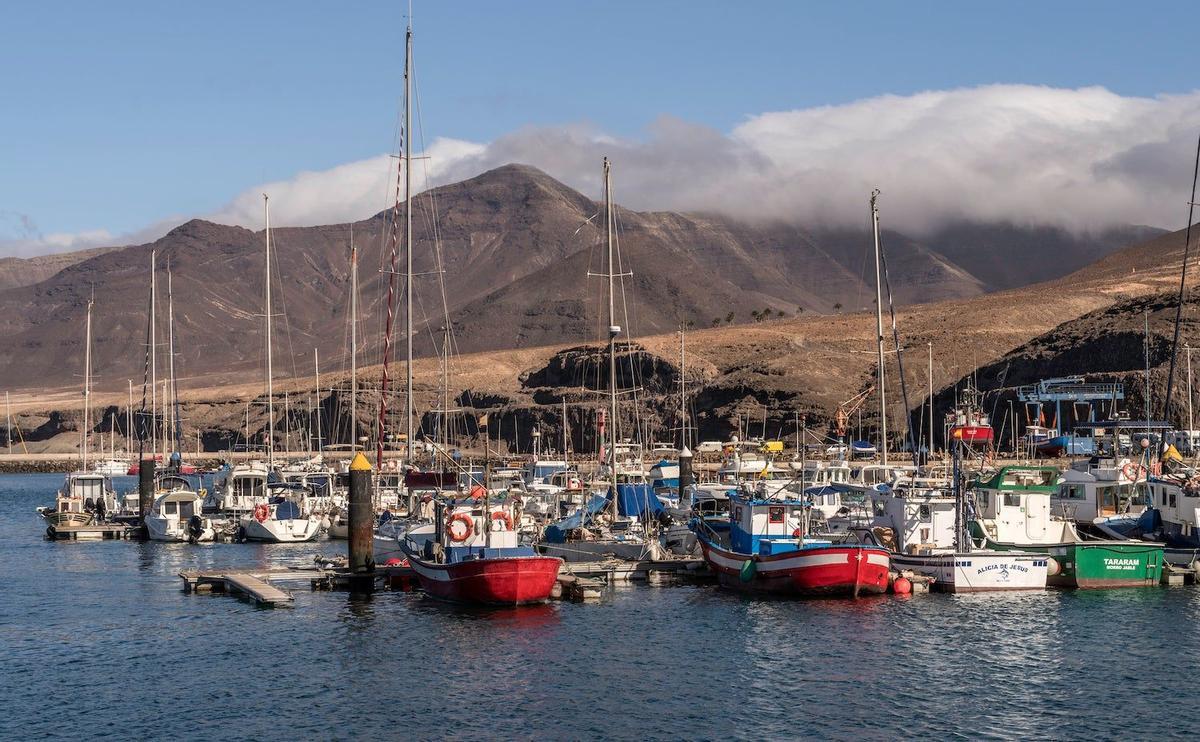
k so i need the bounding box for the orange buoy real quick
[469,485,487,499]
[892,576,912,595]
[384,557,404,567]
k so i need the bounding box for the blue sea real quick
[2,472,1197,740]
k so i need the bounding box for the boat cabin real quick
[972,466,1072,546]
[728,492,826,556]
[869,485,957,553]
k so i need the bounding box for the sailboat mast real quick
[314,348,322,454]
[126,380,132,454]
[264,194,275,469]
[928,341,934,457]
[82,296,93,469]
[404,22,415,468]
[870,189,888,465]
[605,158,619,477]
[350,242,358,447]
[150,250,157,458]
[167,267,179,453]
[679,327,687,450]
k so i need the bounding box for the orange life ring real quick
[253,504,269,523]
[490,511,514,531]
[1122,463,1147,480]
[445,513,474,542]
[566,477,582,491]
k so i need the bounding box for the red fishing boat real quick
[693,490,890,597]
[948,383,994,444]
[401,499,562,605]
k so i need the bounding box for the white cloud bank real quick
[6,84,1200,258]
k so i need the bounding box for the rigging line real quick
[878,230,918,466]
[1162,129,1200,426]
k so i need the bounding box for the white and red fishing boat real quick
[947,382,994,445]
[693,489,890,597]
[401,496,563,605]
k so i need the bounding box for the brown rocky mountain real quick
[3,207,1193,455]
[0,246,119,290]
[0,163,1153,401]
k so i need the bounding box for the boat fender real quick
[1045,556,1061,577]
[253,504,270,523]
[490,511,514,532]
[739,559,756,582]
[446,513,474,542]
[892,576,912,595]
[792,528,803,539]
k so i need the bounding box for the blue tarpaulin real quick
[614,483,664,518]
[543,494,608,543]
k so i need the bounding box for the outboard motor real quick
[187,515,204,544]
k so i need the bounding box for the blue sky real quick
[2,1,1197,254]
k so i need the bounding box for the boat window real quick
[918,505,931,521]
[872,500,887,517]
[164,502,177,515]
[180,501,194,519]
[768,506,785,524]
[234,477,264,499]
[1003,493,1022,508]
[1061,484,1087,500]
[1170,491,1177,508]
[73,479,104,500]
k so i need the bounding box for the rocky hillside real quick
[0,164,1155,395]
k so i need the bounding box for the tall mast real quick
[82,296,93,468]
[1188,343,1194,434]
[126,380,132,454]
[167,267,179,454]
[264,194,275,468]
[928,341,934,457]
[870,189,888,465]
[5,390,10,455]
[605,158,619,482]
[562,398,568,457]
[679,326,687,450]
[150,250,157,458]
[404,21,415,468]
[313,348,322,454]
[1160,131,1200,429]
[350,241,358,447]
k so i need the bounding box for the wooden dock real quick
[180,568,325,607]
[47,523,139,541]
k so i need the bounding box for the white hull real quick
[145,516,214,543]
[891,552,1048,593]
[241,516,322,543]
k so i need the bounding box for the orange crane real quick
[835,387,875,445]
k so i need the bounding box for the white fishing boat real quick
[42,471,116,527]
[205,461,269,515]
[859,192,1046,592]
[239,484,323,543]
[145,488,215,542]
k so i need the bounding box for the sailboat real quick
[386,22,561,604]
[236,195,321,543]
[43,296,117,528]
[538,158,665,563]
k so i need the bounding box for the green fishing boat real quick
[970,466,1164,588]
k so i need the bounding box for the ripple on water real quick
[4,473,1200,740]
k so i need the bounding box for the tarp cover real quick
[614,483,664,518]
[543,494,608,543]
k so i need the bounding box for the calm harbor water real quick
[3,472,1198,740]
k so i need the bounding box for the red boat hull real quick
[699,539,890,597]
[951,425,993,443]
[405,554,563,605]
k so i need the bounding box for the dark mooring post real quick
[678,445,693,506]
[348,452,374,590]
[138,457,155,522]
